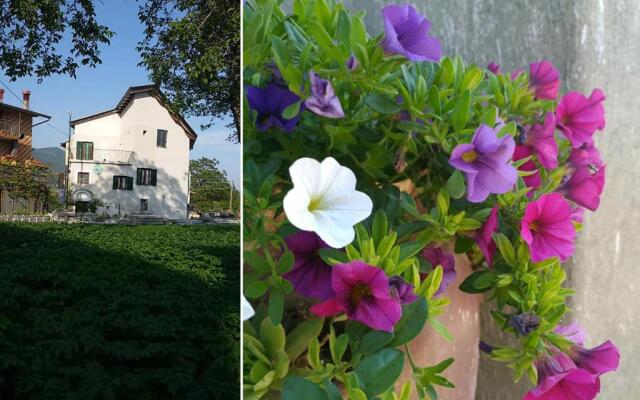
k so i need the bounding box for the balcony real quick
[0,118,20,140]
[70,148,134,165]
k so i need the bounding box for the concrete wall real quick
[338,1,637,398]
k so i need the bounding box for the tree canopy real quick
[190,157,238,212]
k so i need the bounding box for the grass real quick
[0,223,240,400]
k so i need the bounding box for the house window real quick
[77,172,90,184]
[136,168,157,186]
[76,141,94,160]
[140,199,149,211]
[112,175,133,190]
[157,129,168,148]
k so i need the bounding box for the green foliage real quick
[190,157,239,212]
[0,223,240,399]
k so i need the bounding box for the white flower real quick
[283,157,373,248]
[242,294,255,321]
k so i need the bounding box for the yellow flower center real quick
[462,150,478,163]
[308,197,323,212]
[351,283,372,307]
[530,221,539,232]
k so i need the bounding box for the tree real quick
[190,157,238,211]
[0,0,113,81]
[138,0,240,142]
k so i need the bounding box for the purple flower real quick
[569,144,603,169]
[346,55,359,71]
[310,261,402,332]
[508,312,540,336]
[478,341,494,354]
[388,276,418,304]
[422,246,456,296]
[525,352,600,400]
[523,112,558,169]
[474,206,499,267]
[529,60,560,100]
[487,62,501,74]
[556,89,606,148]
[571,206,585,223]
[247,84,302,132]
[556,322,620,378]
[555,321,587,345]
[304,71,345,119]
[282,231,333,300]
[563,165,606,211]
[382,4,441,62]
[449,124,517,203]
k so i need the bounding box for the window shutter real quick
[76,142,82,159]
[136,169,142,185]
[88,143,94,160]
[127,177,134,190]
[151,169,157,186]
[112,176,118,189]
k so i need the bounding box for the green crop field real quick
[0,223,240,400]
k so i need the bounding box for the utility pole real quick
[65,111,71,207]
[229,182,234,211]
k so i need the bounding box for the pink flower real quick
[513,145,541,193]
[529,60,560,100]
[556,322,620,378]
[422,246,456,295]
[487,61,501,74]
[564,165,606,211]
[570,206,585,223]
[524,353,600,400]
[524,113,558,169]
[556,89,606,148]
[310,261,402,332]
[521,193,576,262]
[569,144,603,168]
[474,206,499,266]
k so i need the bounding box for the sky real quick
[0,0,240,186]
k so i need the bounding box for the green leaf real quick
[277,250,295,274]
[268,288,284,325]
[245,280,270,299]
[318,248,349,265]
[282,376,329,400]
[371,210,388,246]
[459,270,496,293]
[259,318,286,357]
[324,380,343,400]
[336,10,352,46]
[365,94,402,114]
[285,318,324,360]
[354,348,405,397]
[388,297,428,347]
[493,233,516,265]
[445,170,465,199]
[358,331,394,354]
[451,91,470,132]
[347,388,368,400]
[282,101,301,120]
[454,235,475,253]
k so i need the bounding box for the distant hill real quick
[33,147,65,173]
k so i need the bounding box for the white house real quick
[66,85,197,220]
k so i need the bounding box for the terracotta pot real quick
[397,248,482,400]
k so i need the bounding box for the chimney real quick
[0,88,4,103]
[22,89,30,109]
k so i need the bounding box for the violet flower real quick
[388,276,418,304]
[282,230,333,300]
[310,261,402,332]
[449,124,517,203]
[524,352,600,400]
[474,206,499,267]
[487,62,501,74]
[422,246,456,295]
[513,145,542,194]
[508,312,540,336]
[304,71,345,119]
[529,60,560,100]
[381,4,441,62]
[346,55,359,71]
[523,112,558,169]
[247,84,302,132]
[563,165,606,211]
[521,193,576,262]
[556,89,606,148]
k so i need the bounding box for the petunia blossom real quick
[529,60,560,100]
[282,231,333,300]
[556,322,620,378]
[556,89,606,148]
[422,246,456,295]
[382,4,441,62]
[563,165,606,211]
[523,112,558,169]
[247,84,302,133]
[521,193,576,262]
[555,321,588,345]
[508,312,540,336]
[304,71,345,119]
[310,261,402,332]
[346,55,359,71]
[283,157,373,248]
[388,276,418,304]
[569,144,603,169]
[242,294,255,321]
[449,124,517,203]
[487,61,501,74]
[513,145,542,194]
[474,206,499,267]
[524,352,600,400]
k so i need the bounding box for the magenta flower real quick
[556,322,620,378]
[529,60,560,100]
[571,206,585,223]
[247,84,302,132]
[310,261,402,332]
[382,4,441,62]
[569,144,603,168]
[388,276,418,304]
[523,113,558,169]
[555,321,587,345]
[304,71,345,119]
[521,193,576,262]
[556,89,606,148]
[487,61,501,74]
[282,231,333,300]
[422,246,456,295]
[564,165,606,211]
[513,145,541,193]
[449,124,517,203]
[524,352,600,400]
[474,206,499,267]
